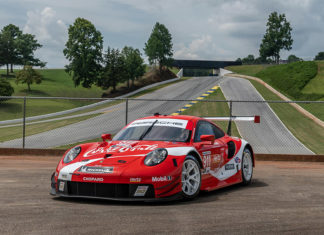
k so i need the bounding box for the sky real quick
[0,0,323,68]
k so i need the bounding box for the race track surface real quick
[1,76,220,149]
[220,76,313,154]
[1,156,324,234]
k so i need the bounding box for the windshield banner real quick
[128,119,188,129]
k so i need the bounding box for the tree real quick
[235,58,242,63]
[0,78,14,101]
[16,33,45,67]
[314,52,324,61]
[63,18,103,88]
[0,24,22,75]
[98,48,126,92]
[259,12,293,64]
[287,54,302,63]
[122,46,145,88]
[15,65,42,91]
[242,54,255,64]
[144,22,173,73]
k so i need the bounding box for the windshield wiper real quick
[139,119,158,140]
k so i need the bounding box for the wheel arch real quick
[244,143,255,167]
[187,151,203,169]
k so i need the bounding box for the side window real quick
[212,125,225,139]
[194,121,215,142]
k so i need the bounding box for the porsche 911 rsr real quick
[50,114,257,201]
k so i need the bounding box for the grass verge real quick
[181,89,241,137]
[0,113,101,142]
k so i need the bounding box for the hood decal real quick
[58,158,102,181]
[83,144,158,157]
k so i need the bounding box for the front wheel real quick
[241,148,253,185]
[181,156,201,199]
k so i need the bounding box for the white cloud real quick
[22,7,68,67]
[23,7,67,45]
[1,0,323,67]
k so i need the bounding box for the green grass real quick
[0,69,103,97]
[225,64,270,76]
[302,61,324,95]
[181,89,241,137]
[0,113,101,142]
[249,80,324,154]
[255,61,318,99]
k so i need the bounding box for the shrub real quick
[0,79,14,102]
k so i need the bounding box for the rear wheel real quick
[181,156,201,199]
[241,148,253,185]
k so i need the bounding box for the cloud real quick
[24,7,67,46]
[23,7,68,67]
[1,0,323,67]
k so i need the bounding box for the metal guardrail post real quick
[22,97,26,149]
[125,98,128,125]
[227,100,232,136]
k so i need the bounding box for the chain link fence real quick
[0,96,323,154]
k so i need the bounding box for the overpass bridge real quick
[172,59,241,76]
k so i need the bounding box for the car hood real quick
[77,140,191,161]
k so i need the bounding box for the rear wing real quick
[203,115,260,136]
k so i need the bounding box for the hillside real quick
[226,61,324,100]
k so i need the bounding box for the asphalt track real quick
[0,76,221,149]
[220,76,313,155]
[1,156,324,234]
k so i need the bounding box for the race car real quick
[51,114,258,201]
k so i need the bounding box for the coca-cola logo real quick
[83,144,158,157]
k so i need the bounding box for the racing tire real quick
[241,148,253,185]
[181,155,201,199]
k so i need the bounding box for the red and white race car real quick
[51,114,258,201]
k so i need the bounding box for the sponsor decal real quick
[130,178,141,183]
[59,181,65,191]
[225,164,235,170]
[79,166,113,174]
[83,177,104,182]
[202,151,211,155]
[129,119,188,129]
[212,154,222,164]
[61,174,67,179]
[134,186,149,197]
[83,144,158,157]
[203,154,211,169]
[234,157,241,164]
[152,176,172,182]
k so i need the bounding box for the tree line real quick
[0,24,45,75]
[63,18,173,92]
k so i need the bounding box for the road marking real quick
[171,86,220,116]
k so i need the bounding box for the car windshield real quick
[113,126,191,142]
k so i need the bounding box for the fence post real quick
[125,98,128,125]
[227,100,232,136]
[22,97,26,149]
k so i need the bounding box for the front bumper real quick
[50,174,182,201]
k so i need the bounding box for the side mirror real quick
[200,135,215,145]
[101,134,112,142]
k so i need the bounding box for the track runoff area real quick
[0,156,324,234]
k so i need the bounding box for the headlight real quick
[144,148,168,166]
[63,146,81,163]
